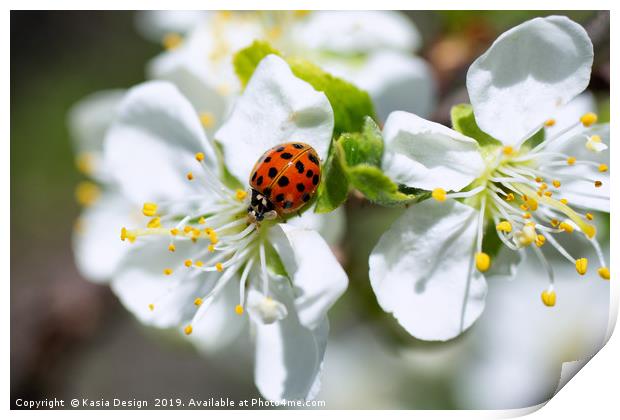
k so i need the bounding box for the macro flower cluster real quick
[69,11,609,402]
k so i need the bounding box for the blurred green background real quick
[11,10,609,409]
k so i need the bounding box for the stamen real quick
[148,303,155,311]
[162,33,183,50]
[566,156,576,165]
[496,221,512,232]
[544,119,556,127]
[199,112,216,128]
[580,112,598,127]
[163,268,173,276]
[599,164,608,172]
[147,217,161,228]
[142,202,158,217]
[541,288,557,307]
[475,252,491,272]
[195,152,205,162]
[432,188,447,202]
[75,181,101,206]
[183,325,193,335]
[168,244,176,252]
[235,189,247,200]
[598,267,610,280]
[186,172,194,181]
[575,258,588,275]
[194,298,203,306]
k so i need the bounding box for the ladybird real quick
[248,142,321,222]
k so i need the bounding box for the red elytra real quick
[248,142,321,221]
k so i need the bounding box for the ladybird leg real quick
[263,210,278,220]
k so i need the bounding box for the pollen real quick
[183,226,192,233]
[195,152,205,162]
[598,164,608,172]
[235,304,244,315]
[552,180,561,188]
[580,112,598,127]
[496,221,512,232]
[163,268,173,276]
[475,252,491,272]
[120,227,136,243]
[142,202,158,217]
[75,152,95,175]
[505,193,515,202]
[516,224,537,247]
[544,191,553,197]
[183,325,193,335]
[199,112,216,128]
[566,156,576,165]
[235,189,247,200]
[186,172,194,181]
[586,213,594,221]
[75,181,101,206]
[184,259,192,267]
[594,180,602,188]
[147,217,161,229]
[195,260,204,267]
[209,231,219,244]
[541,290,557,307]
[432,188,447,202]
[168,243,176,252]
[523,212,531,219]
[208,244,215,253]
[525,197,538,211]
[559,221,574,233]
[535,177,543,183]
[502,146,514,155]
[559,198,568,205]
[215,262,224,272]
[198,216,206,225]
[170,228,179,236]
[162,32,183,50]
[194,298,203,306]
[597,267,610,280]
[544,118,556,127]
[550,219,559,227]
[535,234,546,247]
[148,304,155,311]
[575,258,588,275]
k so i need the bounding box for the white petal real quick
[188,278,246,353]
[321,52,436,121]
[254,306,329,401]
[369,199,488,341]
[268,224,348,331]
[135,10,208,42]
[294,11,420,53]
[247,289,288,325]
[467,16,593,147]
[67,89,125,182]
[215,55,334,184]
[72,191,138,283]
[285,205,346,246]
[111,239,209,328]
[104,81,216,205]
[545,92,596,139]
[382,111,484,191]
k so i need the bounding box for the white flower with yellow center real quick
[144,10,435,127]
[368,16,610,341]
[103,55,348,400]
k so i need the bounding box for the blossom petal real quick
[72,191,138,283]
[111,238,216,328]
[285,206,346,246]
[104,81,216,205]
[67,89,125,182]
[215,54,334,184]
[382,111,484,191]
[135,10,208,42]
[247,289,289,325]
[369,199,488,341]
[268,224,348,331]
[545,92,596,140]
[294,11,421,53]
[467,16,593,147]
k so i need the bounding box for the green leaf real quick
[314,142,350,213]
[450,103,501,147]
[347,165,418,206]
[339,116,383,167]
[232,41,376,138]
[521,128,545,150]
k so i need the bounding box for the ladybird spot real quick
[280,152,293,159]
[302,193,311,202]
[283,201,293,209]
[275,193,285,202]
[257,176,264,186]
[312,174,319,185]
[278,176,289,187]
[293,143,304,149]
[268,167,278,178]
[276,146,285,152]
[252,171,257,181]
[295,161,305,173]
[296,183,305,192]
[264,156,272,163]
[306,169,314,178]
[308,153,319,165]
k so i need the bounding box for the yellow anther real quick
[520,204,529,211]
[502,146,514,155]
[194,298,203,307]
[142,202,158,217]
[516,224,537,247]
[235,304,244,315]
[535,176,543,183]
[537,191,543,197]
[525,197,538,211]
[475,252,491,272]
[208,244,215,253]
[552,180,561,188]
[551,218,559,227]
[120,227,136,243]
[162,32,183,50]
[199,112,216,128]
[163,268,173,276]
[432,188,447,202]
[598,164,608,172]
[183,226,192,233]
[594,180,602,188]
[580,112,598,127]
[541,289,557,307]
[184,259,192,267]
[75,181,101,206]
[195,152,205,162]
[205,227,213,235]
[215,262,224,272]
[544,118,556,127]
[539,183,548,190]
[148,304,155,311]
[585,213,593,221]
[147,217,161,229]
[75,152,95,175]
[544,191,553,197]
[186,172,194,181]
[184,325,193,335]
[191,227,201,238]
[209,231,219,244]
[198,216,206,225]
[195,260,204,267]
[523,212,531,219]
[566,156,576,165]
[559,198,568,205]
[168,243,176,252]
[598,267,610,280]
[559,221,574,233]
[235,189,247,200]
[505,193,515,202]
[496,221,512,233]
[535,234,546,247]
[170,228,179,236]
[575,258,588,275]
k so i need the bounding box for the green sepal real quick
[450,103,501,147]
